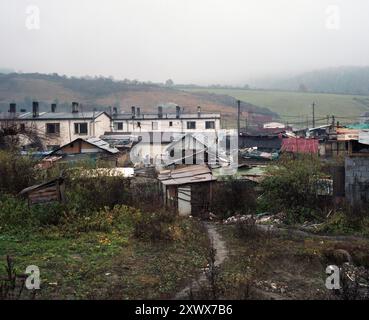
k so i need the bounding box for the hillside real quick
[0,73,277,127]
[252,66,369,96]
[184,88,369,126]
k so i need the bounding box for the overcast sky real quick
[1,0,369,84]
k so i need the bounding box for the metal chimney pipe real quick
[131,106,136,118]
[158,106,163,119]
[51,103,57,113]
[72,102,79,113]
[32,101,39,118]
[237,100,241,136]
[197,106,201,118]
[9,103,16,115]
[136,107,141,117]
[176,105,180,119]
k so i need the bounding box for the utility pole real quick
[237,100,241,136]
[312,102,316,128]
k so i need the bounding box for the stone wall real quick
[345,156,369,205]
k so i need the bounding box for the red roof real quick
[281,138,318,154]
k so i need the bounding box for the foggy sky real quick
[1,0,369,85]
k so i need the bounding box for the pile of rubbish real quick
[239,147,279,161]
[335,263,369,300]
[223,214,254,225]
[223,213,285,225]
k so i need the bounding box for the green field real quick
[184,88,369,126]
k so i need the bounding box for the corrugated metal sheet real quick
[85,137,119,154]
[359,130,369,145]
[337,128,359,141]
[158,165,216,186]
[281,138,318,154]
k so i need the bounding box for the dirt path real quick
[257,224,369,242]
[174,222,228,299]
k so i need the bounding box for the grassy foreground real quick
[0,217,209,300]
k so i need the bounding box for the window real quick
[74,123,88,135]
[114,122,123,131]
[169,121,173,127]
[152,122,158,130]
[205,121,215,129]
[46,123,60,135]
[187,121,196,130]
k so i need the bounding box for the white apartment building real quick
[0,102,111,150]
[1,103,221,151]
[111,106,221,134]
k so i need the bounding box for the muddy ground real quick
[182,223,369,300]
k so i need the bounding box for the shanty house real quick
[19,177,65,205]
[43,137,120,166]
[158,165,217,216]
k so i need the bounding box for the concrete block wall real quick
[345,156,369,205]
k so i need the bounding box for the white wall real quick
[113,118,220,133]
[11,113,111,149]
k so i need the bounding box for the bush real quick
[132,209,180,242]
[0,194,66,233]
[234,217,262,240]
[212,179,257,219]
[0,150,38,194]
[64,173,130,214]
[259,155,326,223]
[59,205,141,234]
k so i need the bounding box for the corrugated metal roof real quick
[158,165,216,186]
[359,130,369,145]
[281,138,318,154]
[49,137,119,155]
[84,137,120,154]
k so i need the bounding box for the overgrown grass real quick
[0,206,209,299]
[0,150,209,299]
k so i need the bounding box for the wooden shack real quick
[19,177,65,205]
[158,165,216,216]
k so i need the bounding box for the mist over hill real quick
[252,66,369,95]
[0,73,277,125]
